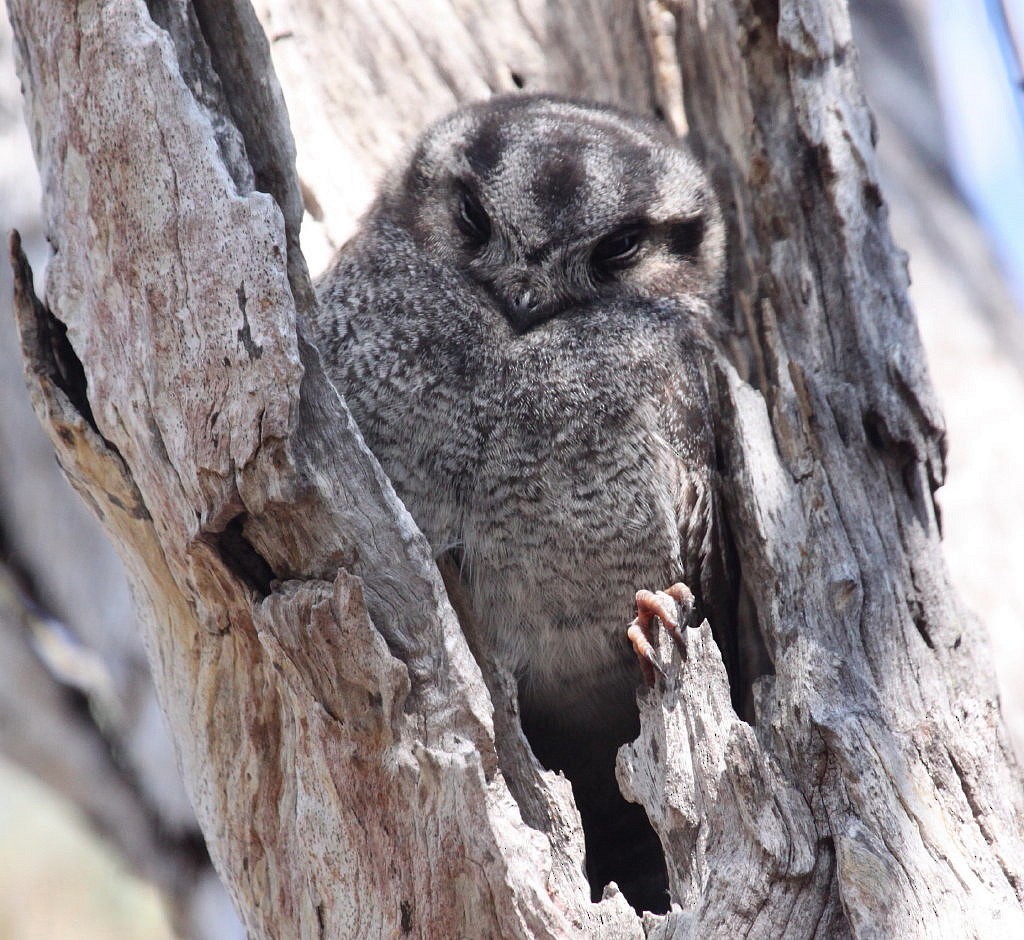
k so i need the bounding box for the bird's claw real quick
[626,621,667,683]
[627,582,695,685]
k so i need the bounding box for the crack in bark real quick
[236,281,264,360]
[948,748,1023,898]
[9,232,97,434]
[145,0,255,195]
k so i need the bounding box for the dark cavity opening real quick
[216,515,276,598]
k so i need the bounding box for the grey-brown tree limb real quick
[6,0,1024,937]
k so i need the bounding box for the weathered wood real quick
[6,0,1023,937]
[666,1,1024,932]
[850,0,1024,762]
[1,14,238,935]
[6,1,635,935]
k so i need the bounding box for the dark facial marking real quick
[530,155,586,215]
[668,217,705,258]
[615,143,660,201]
[464,120,505,178]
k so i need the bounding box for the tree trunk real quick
[6,0,1023,937]
[0,11,242,938]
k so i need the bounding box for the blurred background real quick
[1,0,1022,936]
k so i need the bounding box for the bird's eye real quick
[591,225,644,277]
[455,185,491,248]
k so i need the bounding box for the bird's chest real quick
[445,362,685,694]
[348,319,694,708]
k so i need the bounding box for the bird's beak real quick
[502,285,550,334]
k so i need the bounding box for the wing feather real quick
[656,360,740,680]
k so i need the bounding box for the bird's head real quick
[377,94,725,334]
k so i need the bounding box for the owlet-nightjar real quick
[313,94,730,913]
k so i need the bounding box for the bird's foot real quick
[626,582,695,685]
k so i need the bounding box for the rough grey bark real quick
[849,0,1024,760]
[5,1,1023,938]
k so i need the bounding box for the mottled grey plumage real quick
[313,94,728,912]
